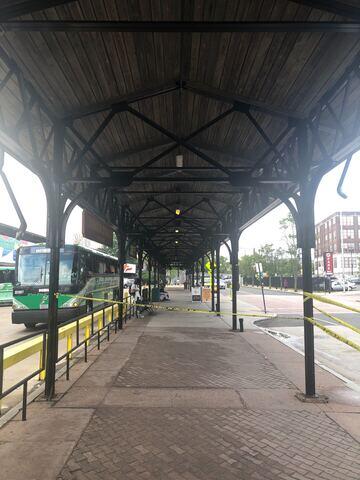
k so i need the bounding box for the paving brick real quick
[58,407,360,480]
[115,329,294,390]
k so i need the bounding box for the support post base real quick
[37,393,63,402]
[295,392,328,403]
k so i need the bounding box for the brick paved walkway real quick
[59,408,360,480]
[2,288,360,479]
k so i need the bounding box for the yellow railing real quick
[2,293,133,379]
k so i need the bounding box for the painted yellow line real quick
[304,316,360,353]
[304,291,360,314]
[57,292,276,318]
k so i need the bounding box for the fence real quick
[242,275,331,292]
[0,293,135,421]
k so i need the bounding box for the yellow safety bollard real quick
[67,334,73,359]
[39,348,46,381]
[85,325,90,346]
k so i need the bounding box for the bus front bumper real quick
[12,306,86,326]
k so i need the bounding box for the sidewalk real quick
[1,289,360,479]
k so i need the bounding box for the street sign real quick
[191,286,201,302]
[124,263,136,274]
[323,252,333,274]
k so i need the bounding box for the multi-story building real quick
[314,211,360,276]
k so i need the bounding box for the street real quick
[234,286,360,388]
[0,306,37,344]
[237,286,360,328]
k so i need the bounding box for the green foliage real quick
[239,214,301,277]
[219,256,231,274]
[98,233,118,257]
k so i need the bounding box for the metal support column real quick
[211,249,215,312]
[191,263,195,288]
[148,258,152,301]
[230,229,240,331]
[201,256,205,286]
[195,260,199,286]
[138,244,143,294]
[216,242,221,316]
[290,122,320,398]
[301,205,316,397]
[117,208,126,329]
[44,122,65,400]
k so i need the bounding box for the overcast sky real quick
[0,152,359,257]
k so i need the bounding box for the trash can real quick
[151,287,160,302]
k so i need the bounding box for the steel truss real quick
[0,19,360,398]
[1,45,360,264]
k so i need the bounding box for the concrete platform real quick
[1,289,360,480]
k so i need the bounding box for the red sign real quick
[324,252,333,274]
[124,263,136,274]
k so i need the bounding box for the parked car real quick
[331,280,356,291]
[202,278,226,289]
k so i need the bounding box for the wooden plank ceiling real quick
[0,0,359,264]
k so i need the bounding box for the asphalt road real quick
[235,286,360,386]
[237,286,360,329]
[0,306,35,344]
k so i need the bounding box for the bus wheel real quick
[24,323,35,329]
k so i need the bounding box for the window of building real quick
[342,215,354,226]
[342,230,355,239]
[344,243,355,252]
[334,258,337,268]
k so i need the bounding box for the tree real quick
[257,243,277,275]
[239,253,257,278]
[219,255,231,274]
[279,213,301,289]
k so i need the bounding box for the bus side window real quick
[76,252,87,286]
[93,257,99,275]
[86,253,93,275]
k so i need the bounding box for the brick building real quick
[315,211,360,276]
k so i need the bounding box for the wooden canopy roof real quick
[0,1,360,265]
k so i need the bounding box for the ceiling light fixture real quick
[176,154,183,168]
[175,209,181,215]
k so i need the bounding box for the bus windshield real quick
[17,251,74,286]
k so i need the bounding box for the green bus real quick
[0,265,15,305]
[12,244,121,328]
